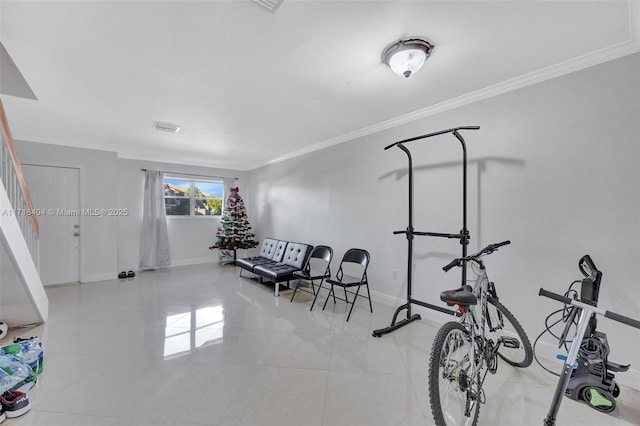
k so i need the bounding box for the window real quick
[163,177,223,217]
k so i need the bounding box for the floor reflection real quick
[164,305,224,358]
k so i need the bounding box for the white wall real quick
[116,158,248,271]
[15,141,248,280]
[248,54,640,375]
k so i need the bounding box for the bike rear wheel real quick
[485,295,533,368]
[428,321,480,426]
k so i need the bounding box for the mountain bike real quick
[428,240,533,426]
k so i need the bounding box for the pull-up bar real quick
[383,126,480,150]
[373,126,480,338]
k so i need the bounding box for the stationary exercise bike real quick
[539,255,640,425]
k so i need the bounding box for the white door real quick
[22,164,80,286]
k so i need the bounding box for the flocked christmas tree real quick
[209,186,258,263]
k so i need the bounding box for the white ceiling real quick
[1,1,638,171]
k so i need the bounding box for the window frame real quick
[163,175,224,218]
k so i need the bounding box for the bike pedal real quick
[499,336,520,349]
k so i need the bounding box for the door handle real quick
[73,232,80,237]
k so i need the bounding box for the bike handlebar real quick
[442,240,511,272]
[442,258,462,272]
[538,288,573,305]
[539,287,640,329]
[605,311,640,329]
[492,240,511,249]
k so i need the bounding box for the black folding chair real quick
[323,248,372,321]
[290,245,333,310]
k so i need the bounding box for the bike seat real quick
[440,285,478,307]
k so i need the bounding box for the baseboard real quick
[369,288,404,309]
[117,256,217,274]
[168,257,214,267]
[81,273,114,283]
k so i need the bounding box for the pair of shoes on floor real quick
[0,390,31,421]
[117,270,136,279]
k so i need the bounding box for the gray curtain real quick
[138,170,170,269]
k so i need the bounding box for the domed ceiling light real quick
[381,38,434,78]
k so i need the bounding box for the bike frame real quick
[458,261,495,391]
[431,240,528,426]
[469,262,490,333]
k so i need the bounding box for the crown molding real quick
[255,39,640,171]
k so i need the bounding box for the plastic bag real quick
[1,337,44,376]
[0,354,36,393]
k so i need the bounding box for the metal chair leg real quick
[323,284,334,311]
[346,285,362,322]
[309,279,325,311]
[365,282,373,313]
[343,287,349,308]
[290,278,302,302]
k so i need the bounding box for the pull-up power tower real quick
[372,126,480,338]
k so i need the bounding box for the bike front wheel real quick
[485,295,533,368]
[428,321,480,426]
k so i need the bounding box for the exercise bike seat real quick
[440,285,477,307]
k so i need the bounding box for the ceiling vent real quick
[153,121,181,133]
[253,0,285,14]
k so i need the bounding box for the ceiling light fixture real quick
[381,38,434,78]
[253,0,285,14]
[153,121,181,133]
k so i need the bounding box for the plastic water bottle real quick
[19,340,43,375]
[0,363,23,393]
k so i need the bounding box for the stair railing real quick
[0,97,39,267]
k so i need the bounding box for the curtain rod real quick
[140,168,237,180]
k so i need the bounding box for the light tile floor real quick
[6,262,640,425]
